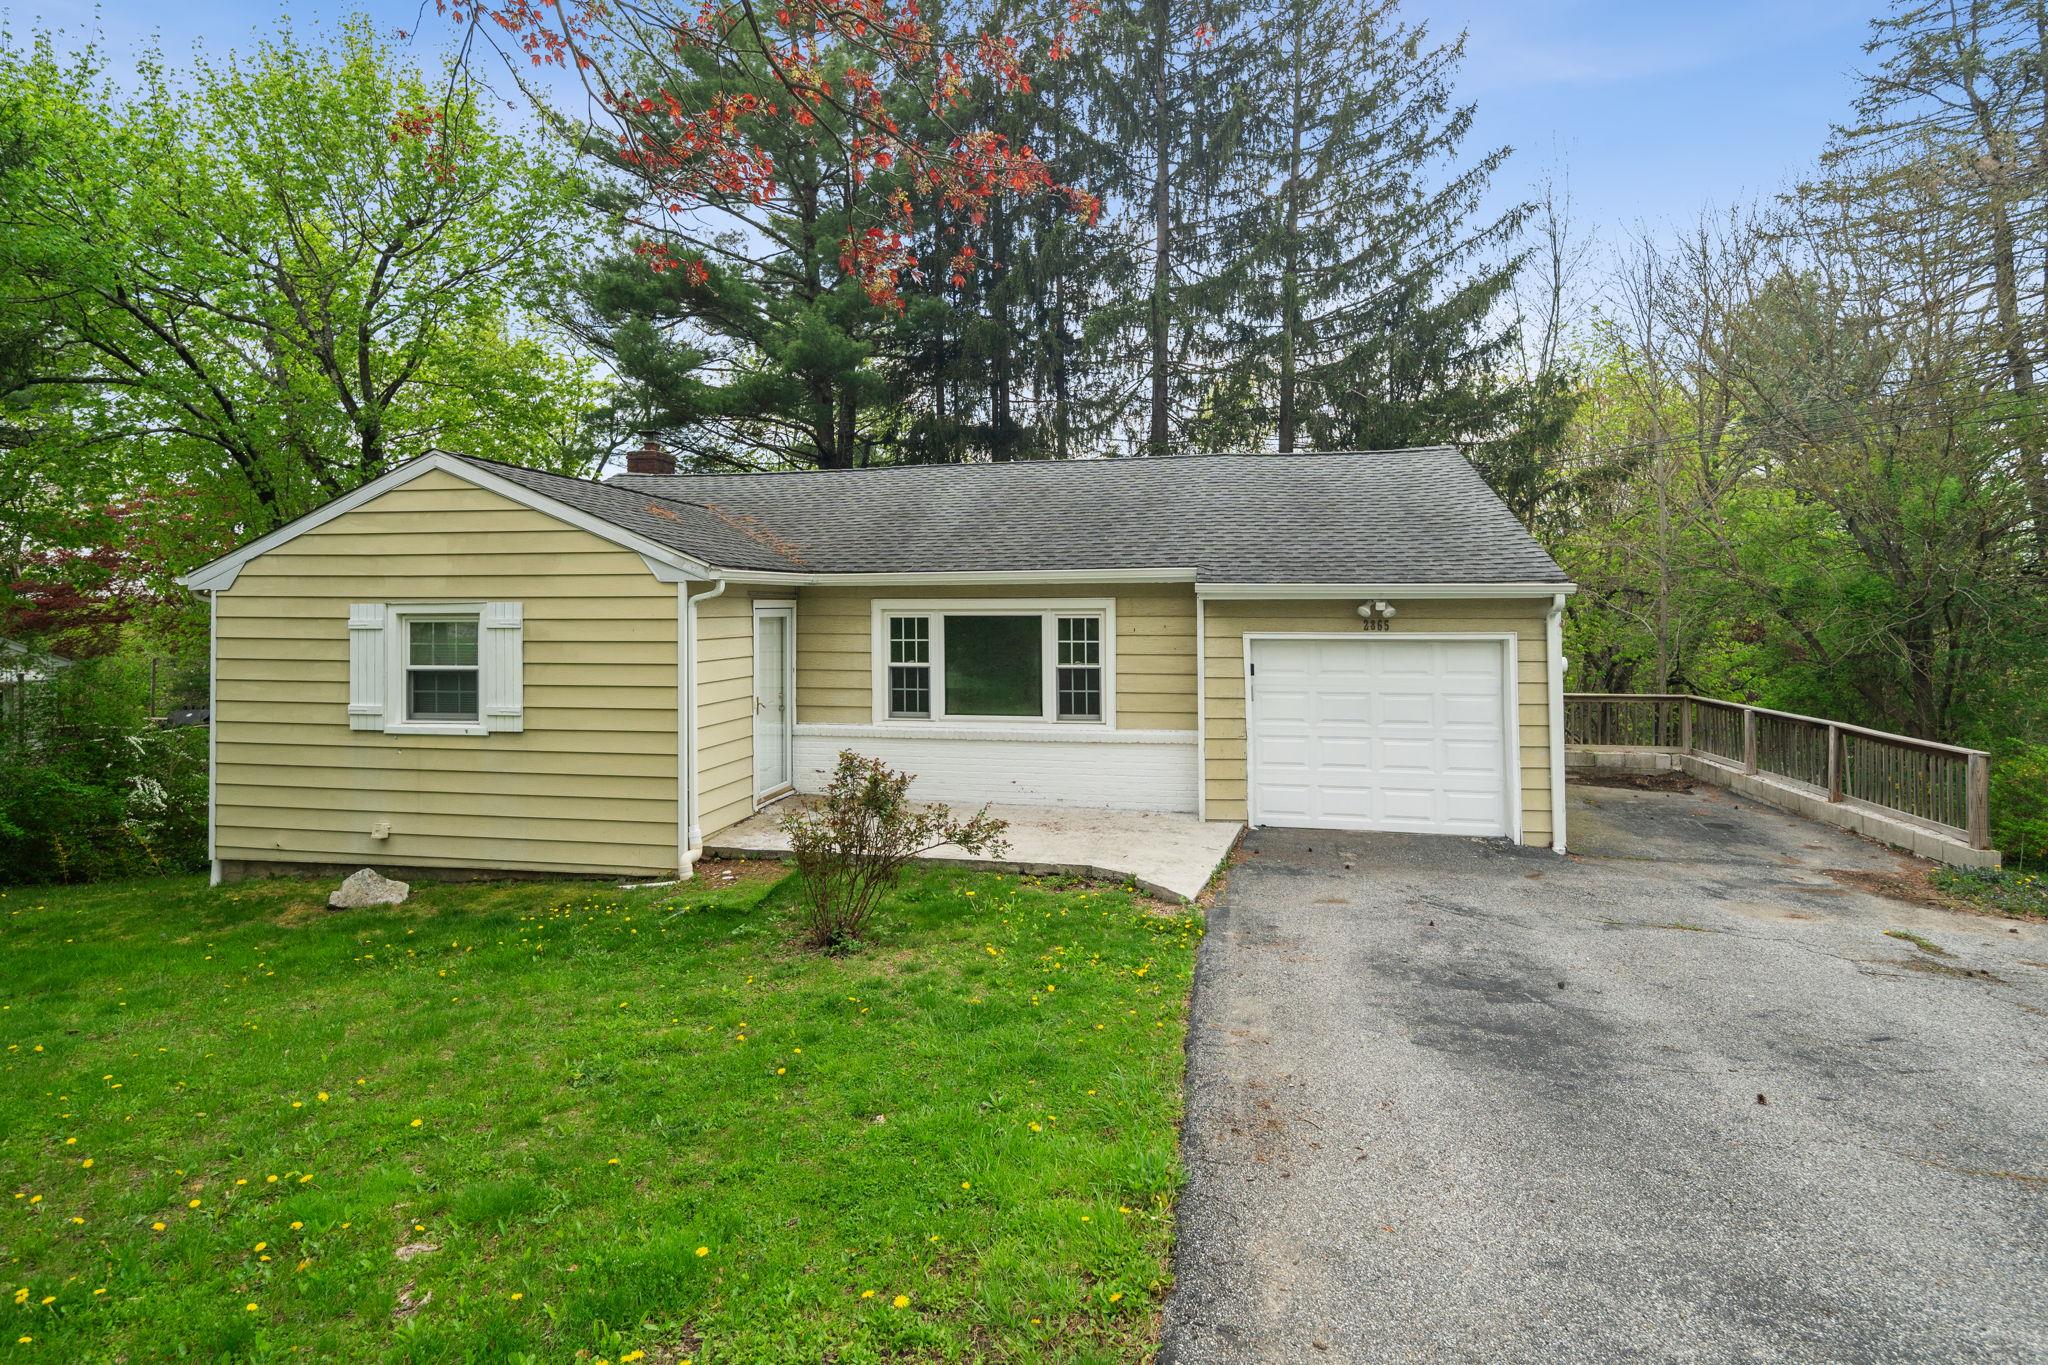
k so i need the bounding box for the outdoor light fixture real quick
[1357,600,1397,630]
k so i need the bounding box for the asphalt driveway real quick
[1162,781,2048,1363]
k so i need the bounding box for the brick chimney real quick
[625,432,675,476]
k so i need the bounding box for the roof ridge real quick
[608,446,1461,484]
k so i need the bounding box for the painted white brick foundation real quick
[791,724,1200,813]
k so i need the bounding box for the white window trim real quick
[869,597,1117,728]
[385,602,489,736]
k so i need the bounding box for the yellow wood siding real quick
[692,587,757,840]
[1201,597,1554,845]
[214,468,681,878]
[791,582,1198,730]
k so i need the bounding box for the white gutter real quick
[723,566,1198,588]
[1546,591,1568,854]
[682,577,729,863]
[1196,581,1579,601]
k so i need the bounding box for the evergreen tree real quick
[1218,0,1527,453]
[1822,0,2048,562]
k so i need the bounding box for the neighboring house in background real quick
[176,447,1575,884]
[0,638,73,736]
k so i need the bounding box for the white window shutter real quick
[482,601,525,733]
[347,603,387,731]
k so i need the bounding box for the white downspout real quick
[206,588,220,886]
[1194,594,1207,821]
[1546,591,1568,854]
[683,577,729,867]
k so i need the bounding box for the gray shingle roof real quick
[466,448,1566,585]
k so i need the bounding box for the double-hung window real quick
[404,616,481,723]
[888,615,932,718]
[877,603,1110,725]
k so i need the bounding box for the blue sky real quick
[28,0,1878,245]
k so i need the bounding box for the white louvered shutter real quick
[482,601,525,733]
[347,603,388,731]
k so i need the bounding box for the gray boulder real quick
[329,868,410,910]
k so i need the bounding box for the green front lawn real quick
[0,864,1201,1362]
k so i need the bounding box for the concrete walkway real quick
[1163,781,2048,1363]
[703,798,1243,902]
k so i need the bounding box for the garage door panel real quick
[1256,735,1316,768]
[1249,637,1509,838]
[1254,784,1317,821]
[1442,693,1503,725]
[1317,692,1375,724]
[1315,736,1377,769]
[1378,692,1435,726]
[1441,739,1503,773]
[1377,738,1438,773]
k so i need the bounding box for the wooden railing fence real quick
[1564,693,1990,851]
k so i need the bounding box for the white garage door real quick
[1247,637,1511,836]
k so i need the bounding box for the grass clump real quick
[1930,865,2048,919]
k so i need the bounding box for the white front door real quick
[1248,636,1511,836]
[753,605,794,800]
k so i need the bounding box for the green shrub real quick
[1989,743,2048,869]
[778,750,1008,951]
[0,660,209,885]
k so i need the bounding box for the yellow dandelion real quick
[861,1289,875,1299]
[1110,1292,1124,1302]
[695,1246,709,1257]
[409,1118,422,1128]
[509,1291,524,1301]
[245,1302,258,1312]
[317,1092,329,1102]
[151,1221,165,1232]
[893,1294,910,1309]
[187,1198,201,1209]
[290,1221,303,1230]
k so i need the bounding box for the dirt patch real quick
[689,858,791,889]
[1825,866,1956,910]
[1572,770,1698,794]
[274,896,341,926]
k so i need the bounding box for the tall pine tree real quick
[1217,0,1527,453]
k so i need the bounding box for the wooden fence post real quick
[1966,753,1990,851]
[1742,708,1758,775]
[1826,725,1841,803]
[1680,697,1692,754]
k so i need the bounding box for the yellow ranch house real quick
[178,448,1575,883]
